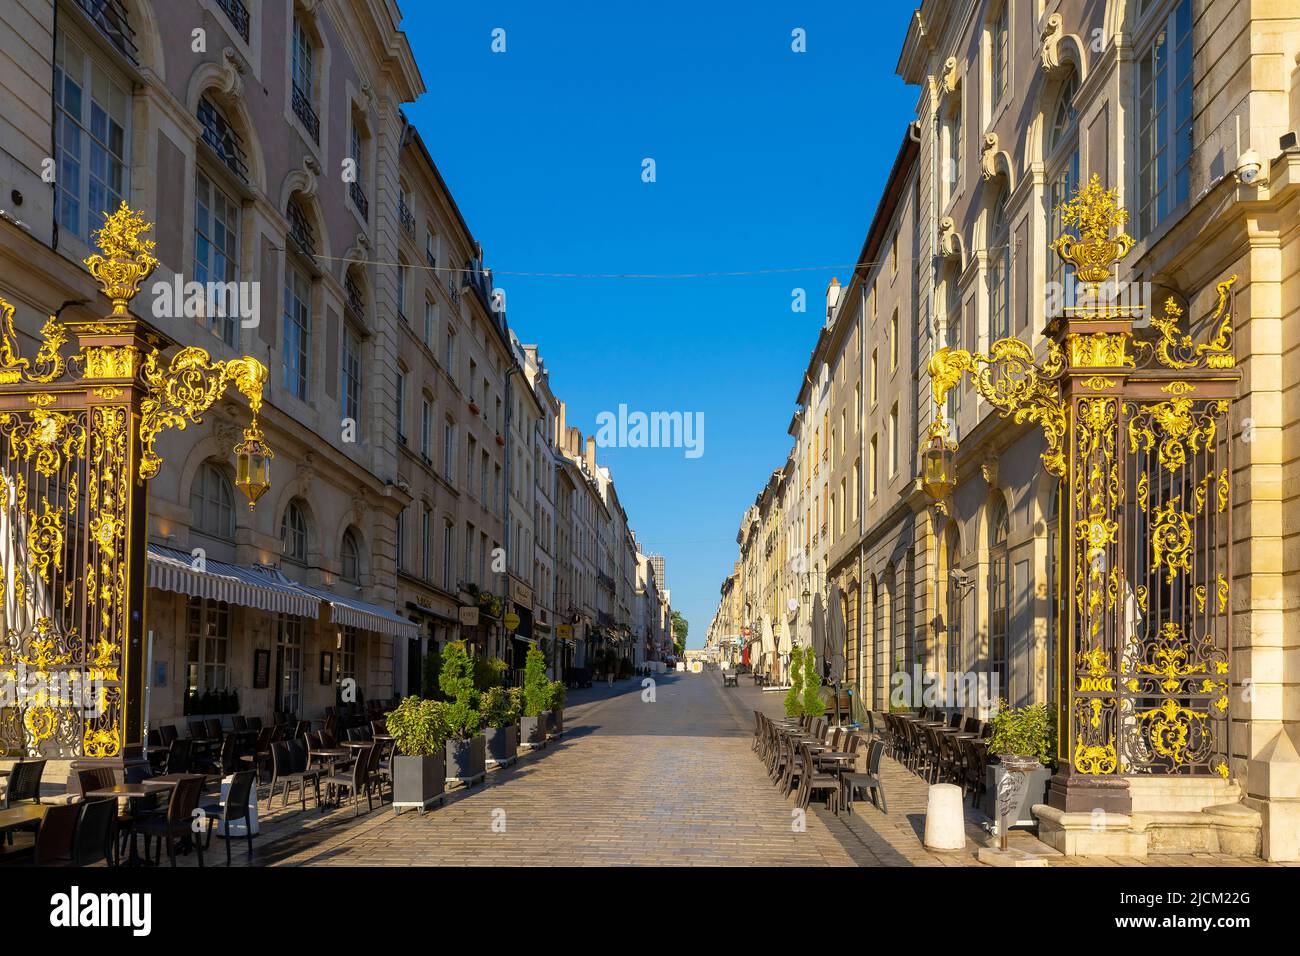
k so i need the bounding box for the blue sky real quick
[403,1,920,648]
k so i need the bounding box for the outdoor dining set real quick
[753,706,995,816]
[0,702,396,868]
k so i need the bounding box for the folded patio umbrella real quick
[810,592,826,678]
[826,582,847,685]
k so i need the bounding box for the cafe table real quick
[0,804,46,838]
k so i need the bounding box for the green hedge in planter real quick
[801,646,822,716]
[481,686,521,729]
[522,645,548,717]
[438,640,481,739]
[385,696,450,757]
[783,649,803,718]
[547,679,566,712]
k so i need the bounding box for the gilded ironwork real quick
[927,339,1067,476]
[0,203,271,760]
[926,175,1235,783]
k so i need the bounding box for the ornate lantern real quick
[921,420,956,509]
[235,417,273,507]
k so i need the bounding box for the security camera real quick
[1235,147,1266,186]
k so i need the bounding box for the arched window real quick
[987,188,1011,341]
[190,462,235,540]
[281,500,309,563]
[1047,71,1080,294]
[988,496,1010,702]
[341,528,361,583]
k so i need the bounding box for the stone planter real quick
[547,708,563,738]
[983,758,1052,829]
[520,713,549,748]
[485,724,517,766]
[446,736,487,785]
[392,751,445,814]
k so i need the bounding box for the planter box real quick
[520,713,549,748]
[485,724,517,766]
[446,735,487,785]
[982,762,1052,829]
[546,709,563,738]
[392,752,446,814]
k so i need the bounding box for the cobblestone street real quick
[218,670,1282,868]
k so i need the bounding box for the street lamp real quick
[921,419,956,513]
[234,415,274,507]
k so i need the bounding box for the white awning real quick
[147,544,320,617]
[285,580,421,639]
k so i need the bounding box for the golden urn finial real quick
[84,201,159,316]
[1051,173,1134,288]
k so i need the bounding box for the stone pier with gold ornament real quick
[926,175,1253,856]
[0,202,271,787]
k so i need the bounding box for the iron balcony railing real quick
[197,97,249,183]
[349,180,369,219]
[73,0,139,64]
[286,202,316,258]
[398,198,415,237]
[292,83,320,143]
[215,0,250,42]
[344,275,364,318]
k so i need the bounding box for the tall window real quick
[341,528,361,583]
[281,500,308,563]
[421,507,431,579]
[989,2,1009,112]
[291,15,318,140]
[944,272,962,421]
[942,96,962,206]
[397,258,409,320]
[337,626,358,686]
[194,171,240,345]
[442,519,454,590]
[890,310,899,369]
[282,265,310,400]
[395,368,406,443]
[421,395,432,459]
[444,326,456,378]
[988,497,1010,701]
[424,299,437,348]
[190,462,235,540]
[1047,72,1081,294]
[1136,0,1193,236]
[186,597,230,693]
[869,436,878,499]
[348,120,367,216]
[396,506,407,571]
[275,614,303,715]
[54,30,129,243]
[342,324,362,428]
[870,350,878,403]
[888,404,898,477]
[443,419,455,481]
[987,188,1011,341]
[945,530,962,676]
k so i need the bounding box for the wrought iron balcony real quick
[292,83,320,143]
[349,180,369,219]
[398,198,415,237]
[215,0,250,42]
[73,0,138,64]
[286,202,316,258]
[197,98,249,183]
[345,275,364,318]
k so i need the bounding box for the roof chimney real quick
[825,277,841,321]
[586,436,598,475]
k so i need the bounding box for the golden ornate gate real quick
[0,203,271,764]
[925,176,1238,811]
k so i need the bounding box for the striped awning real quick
[147,544,320,617]
[286,581,420,639]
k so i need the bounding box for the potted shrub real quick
[481,686,519,767]
[981,699,1055,828]
[473,656,508,692]
[520,645,550,748]
[439,641,486,784]
[546,678,566,737]
[784,647,803,717]
[801,645,823,717]
[385,696,449,813]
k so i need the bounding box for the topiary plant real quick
[784,647,803,717]
[385,696,449,756]
[480,687,516,729]
[473,656,508,692]
[523,645,548,717]
[438,640,480,739]
[548,679,566,712]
